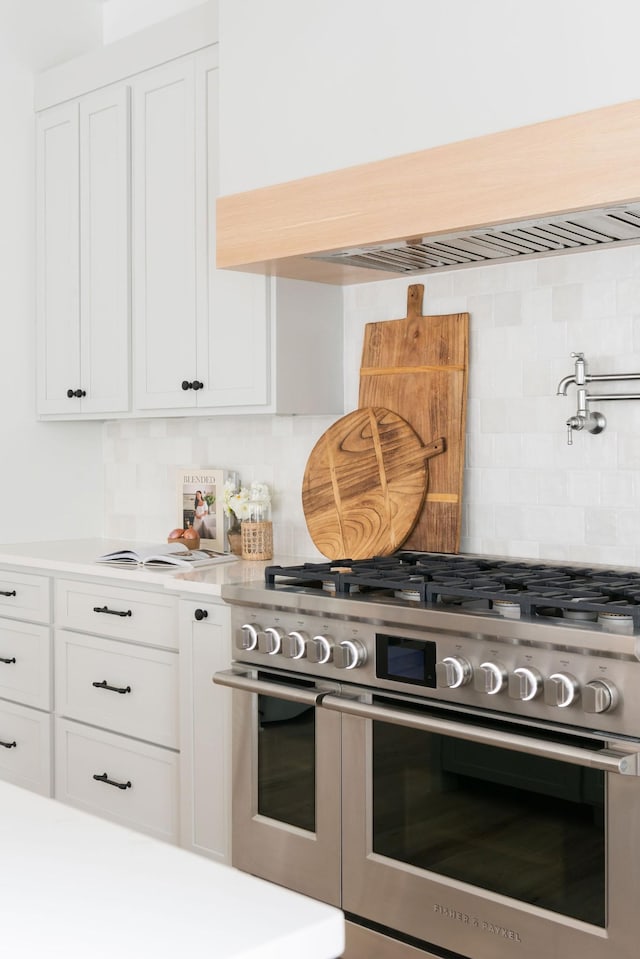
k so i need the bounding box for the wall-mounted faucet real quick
[557,352,640,444]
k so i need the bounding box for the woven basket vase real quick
[241,520,273,561]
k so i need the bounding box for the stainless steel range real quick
[215,552,640,959]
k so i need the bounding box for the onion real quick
[168,528,185,540]
[182,527,199,540]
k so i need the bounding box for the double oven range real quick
[214,552,640,959]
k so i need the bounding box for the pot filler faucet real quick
[557,352,640,444]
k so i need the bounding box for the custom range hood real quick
[216,98,640,285]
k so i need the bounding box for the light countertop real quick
[0,780,344,959]
[0,539,304,597]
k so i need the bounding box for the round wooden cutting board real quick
[302,406,444,560]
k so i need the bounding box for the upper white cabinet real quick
[131,47,268,411]
[36,87,130,416]
[35,11,343,420]
[131,56,198,410]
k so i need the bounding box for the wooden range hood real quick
[216,98,640,285]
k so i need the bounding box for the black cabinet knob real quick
[67,388,86,398]
[181,380,192,391]
[194,608,208,621]
[192,380,204,391]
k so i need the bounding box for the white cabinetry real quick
[36,87,130,416]
[35,18,343,421]
[179,597,231,863]
[0,569,52,796]
[54,578,179,842]
[132,47,270,412]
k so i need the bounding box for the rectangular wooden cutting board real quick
[358,284,469,554]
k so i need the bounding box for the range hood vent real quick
[310,204,640,275]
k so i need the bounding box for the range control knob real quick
[237,623,261,651]
[436,656,472,689]
[307,634,333,665]
[334,640,366,670]
[544,672,579,708]
[258,627,283,655]
[475,661,508,695]
[282,630,308,660]
[583,679,619,714]
[508,667,543,702]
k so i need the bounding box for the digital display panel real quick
[376,634,437,687]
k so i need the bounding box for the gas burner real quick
[493,600,521,620]
[597,612,635,633]
[264,554,640,631]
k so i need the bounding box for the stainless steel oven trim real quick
[217,664,343,908]
[339,699,640,959]
[322,692,640,774]
[214,667,326,705]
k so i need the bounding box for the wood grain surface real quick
[359,284,468,554]
[302,406,444,560]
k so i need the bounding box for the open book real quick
[96,543,237,569]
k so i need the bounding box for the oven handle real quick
[321,694,640,776]
[213,668,325,705]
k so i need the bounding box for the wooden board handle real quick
[407,283,425,320]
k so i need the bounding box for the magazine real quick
[96,543,237,569]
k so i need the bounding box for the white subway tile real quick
[552,284,582,324]
[493,291,522,327]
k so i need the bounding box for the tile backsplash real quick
[104,242,640,567]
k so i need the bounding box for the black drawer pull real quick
[92,680,132,695]
[194,608,208,621]
[93,772,132,790]
[0,590,16,597]
[0,740,16,749]
[93,605,132,618]
[0,657,16,665]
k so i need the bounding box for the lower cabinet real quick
[0,570,53,797]
[179,597,231,863]
[0,561,233,860]
[55,719,179,842]
[53,577,180,843]
[0,699,52,796]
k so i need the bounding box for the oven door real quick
[214,666,342,906]
[323,689,640,959]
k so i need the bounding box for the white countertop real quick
[0,539,303,597]
[0,781,344,959]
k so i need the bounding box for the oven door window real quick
[257,694,316,832]
[372,720,605,926]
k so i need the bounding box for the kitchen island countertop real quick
[0,780,344,958]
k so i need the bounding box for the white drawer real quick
[0,618,51,710]
[55,630,178,748]
[0,569,50,624]
[0,700,52,796]
[55,579,177,649]
[55,719,178,842]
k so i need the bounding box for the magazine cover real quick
[177,468,237,553]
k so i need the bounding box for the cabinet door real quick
[194,47,269,409]
[132,58,197,410]
[179,598,231,863]
[79,85,130,414]
[36,101,81,415]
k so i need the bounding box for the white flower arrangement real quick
[223,479,271,528]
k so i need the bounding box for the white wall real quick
[0,3,104,544]
[0,0,102,72]
[218,0,640,194]
[101,0,209,44]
